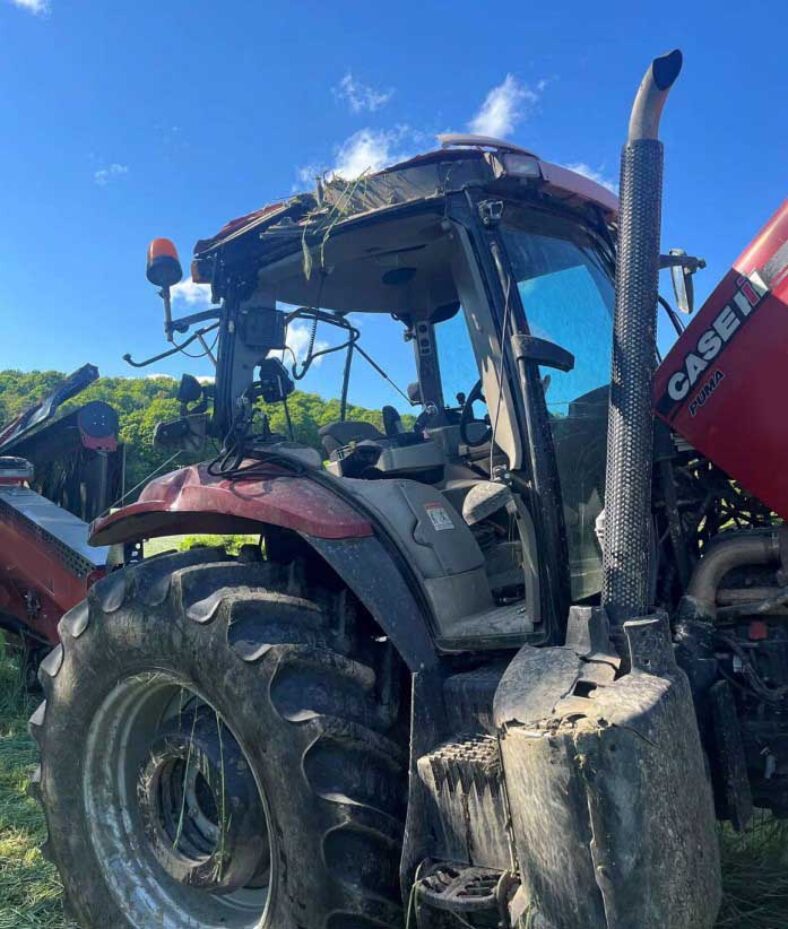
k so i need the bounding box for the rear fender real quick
[90,464,438,671]
[91,463,375,544]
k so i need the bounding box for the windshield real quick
[281,309,417,411]
[501,209,615,601]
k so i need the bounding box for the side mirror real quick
[513,334,575,372]
[258,358,295,403]
[154,413,208,453]
[177,373,203,405]
[669,248,693,314]
[662,249,707,314]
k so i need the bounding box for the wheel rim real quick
[83,672,274,928]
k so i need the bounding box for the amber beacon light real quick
[146,237,183,289]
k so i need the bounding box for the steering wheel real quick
[459,379,492,447]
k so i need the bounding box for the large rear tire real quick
[29,548,407,929]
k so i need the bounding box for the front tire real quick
[30,548,407,929]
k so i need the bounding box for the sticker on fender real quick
[425,503,455,531]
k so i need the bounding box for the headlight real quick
[501,153,542,178]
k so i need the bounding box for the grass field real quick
[0,659,76,928]
[1,653,786,928]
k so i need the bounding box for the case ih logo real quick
[657,270,769,418]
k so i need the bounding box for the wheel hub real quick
[138,708,268,895]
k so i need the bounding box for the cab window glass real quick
[503,218,614,601]
[435,309,479,406]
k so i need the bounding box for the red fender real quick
[90,463,373,546]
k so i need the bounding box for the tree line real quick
[0,370,409,492]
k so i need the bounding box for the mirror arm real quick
[659,253,706,272]
[168,307,222,336]
[123,323,220,368]
[123,342,187,369]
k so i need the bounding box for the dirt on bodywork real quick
[494,611,720,929]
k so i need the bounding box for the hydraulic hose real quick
[602,50,683,627]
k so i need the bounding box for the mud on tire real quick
[29,548,408,929]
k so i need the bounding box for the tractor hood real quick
[654,200,788,517]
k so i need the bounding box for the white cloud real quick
[468,74,539,139]
[297,127,413,184]
[334,72,393,114]
[8,0,49,14]
[144,373,176,380]
[296,75,547,190]
[296,163,325,187]
[171,277,215,307]
[285,321,330,365]
[94,163,129,186]
[297,123,421,186]
[332,126,412,180]
[562,162,618,194]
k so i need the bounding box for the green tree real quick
[0,371,411,498]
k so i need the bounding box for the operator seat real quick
[319,405,410,459]
[319,421,385,458]
[320,413,445,483]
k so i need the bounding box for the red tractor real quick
[28,52,788,929]
[0,365,121,687]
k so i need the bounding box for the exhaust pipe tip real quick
[653,48,683,92]
[628,48,683,142]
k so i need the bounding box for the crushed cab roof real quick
[191,139,618,271]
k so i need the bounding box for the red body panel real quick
[654,201,788,516]
[90,463,374,545]
[0,500,97,645]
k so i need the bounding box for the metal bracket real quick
[478,199,504,227]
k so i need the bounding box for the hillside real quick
[0,369,405,491]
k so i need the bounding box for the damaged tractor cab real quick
[29,50,788,929]
[101,132,625,656]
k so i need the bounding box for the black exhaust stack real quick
[602,49,683,627]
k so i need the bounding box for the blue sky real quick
[0,0,785,411]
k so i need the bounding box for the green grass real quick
[0,660,76,929]
[144,534,261,558]
[0,651,786,929]
[717,815,788,928]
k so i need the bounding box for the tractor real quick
[29,51,788,928]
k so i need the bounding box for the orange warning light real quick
[146,238,183,288]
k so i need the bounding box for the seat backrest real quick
[382,405,406,435]
[319,420,384,457]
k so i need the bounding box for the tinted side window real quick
[504,223,614,601]
[435,309,479,406]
